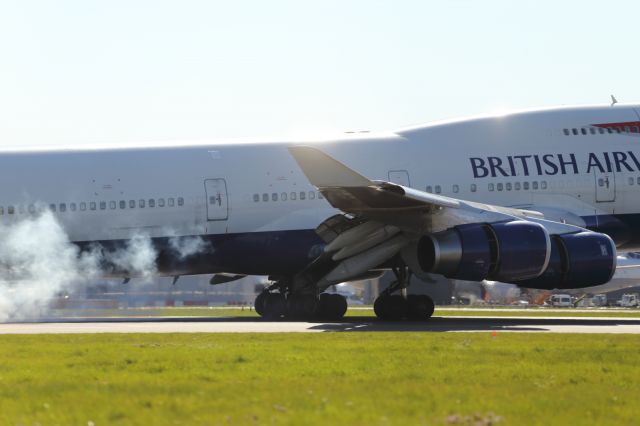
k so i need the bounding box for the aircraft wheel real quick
[374,295,407,320]
[254,291,268,317]
[263,293,286,319]
[286,294,319,319]
[318,293,348,320]
[407,295,435,320]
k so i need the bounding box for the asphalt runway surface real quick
[1,315,640,334]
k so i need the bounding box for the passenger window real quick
[59,204,66,212]
[599,128,605,134]
[100,202,106,210]
[524,182,530,190]
[541,181,548,189]
[515,182,521,190]
[158,198,165,207]
[506,182,512,191]
[426,185,433,193]
[149,199,155,208]
[290,192,297,200]
[281,192,287,201]
[309,191,315,200]
[572,128,578,135]
[8,206,14,214]
[120,200,126,209]
[624,126,630,133]
[50,204,56,212]
[262,193,268,202]
[109,201,116,209]
[70,203,76,211]
[300,191,306,200]
[607,128,613,134]
[497,183,503,191]
[629,177,635,185]
[272,193,278,202]
[168,198,175,207]
[532,181,539,190]
[581,128,587,135]
[435,185,441,194]
[90,202,97,211]
[488,183,495,191]
[139,199,145,208]
[598,178,604,187]
[470,184,477,192]
[129,200,136,208]
[453,184,459,193]
[177,197,184,206]
[80,202,87,211]
[253,194,259,202]
[563,129,570,136]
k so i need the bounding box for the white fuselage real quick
[1,104,640,276]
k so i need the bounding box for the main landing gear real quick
[254,280,347,321]
[373,265,435,321]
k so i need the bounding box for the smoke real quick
[0,211,160,322]
[168,235,210,260]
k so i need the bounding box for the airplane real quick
[1,102,640,321]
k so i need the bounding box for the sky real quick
[0,0,639,146]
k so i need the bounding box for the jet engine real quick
[515,231,616,289]
[403,221,551,282]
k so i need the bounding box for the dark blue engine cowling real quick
[516,231,616,289]
[416,220,550,282]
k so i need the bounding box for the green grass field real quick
[1,333,639,425]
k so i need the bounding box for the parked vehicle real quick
[549,294,573,307]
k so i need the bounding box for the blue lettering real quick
[488,157,509,177]
[470,158,489,178]
[586,153,605,173]
[543,154,559,175]
[613,151,634,172]
[557,153,578,174]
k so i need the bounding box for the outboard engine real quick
[515,231,616,289]
[407,221,551,282]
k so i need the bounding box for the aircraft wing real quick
[288,146,615,290]
[288,146,580,236]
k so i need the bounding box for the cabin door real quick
[594,170,615,203]
[204,178,229,220]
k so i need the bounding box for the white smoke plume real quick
[0,212,159,322]
[168,235,210,260]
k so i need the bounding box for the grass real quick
[52,306,640,319]
[0,333,639,425]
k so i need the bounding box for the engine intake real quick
[414,221,551,282]
[516,231,616,289]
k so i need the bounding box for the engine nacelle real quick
[407,221,551,282]
[516,231,616,289]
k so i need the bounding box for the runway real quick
[1,315,640,334]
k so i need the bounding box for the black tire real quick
[374,295,407,320]
[254,292,268,317]
[286,294,319,319]
[407,294,435,320]
[263,293,286,319]
[318,293,347,320]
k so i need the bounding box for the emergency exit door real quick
[594,170,615,203]
[204,179,229,220]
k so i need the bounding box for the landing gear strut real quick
[373,265,434,321]
[254,279,347,321]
